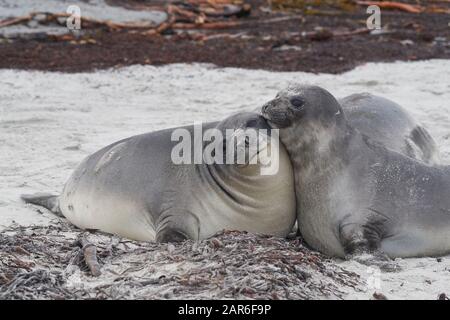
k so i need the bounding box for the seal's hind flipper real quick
[410,126,440,165]
[21,193,62,216]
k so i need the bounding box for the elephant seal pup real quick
[261,85,450,261]
[22,112,296,242]
[340,93,440,165]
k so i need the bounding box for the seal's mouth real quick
[261,111,292,128]
[245,143,270,166]
[234,135,271,167]
[260,102,292,128]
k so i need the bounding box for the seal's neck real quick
[282,122,355,181]
[199,162,265,204]
[210,162,264,186]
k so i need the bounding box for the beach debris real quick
[77,233,102,277]
[0,12,160,31]
[0,1,254,37]
[304,27,370,40]
[0,223,362,300]
[356,1,423,13]
[271,0,449,14]
[372,292,388,300]
[400,39,415,46]
[356,1,450,14]
[2,0,434,44]
[0,1,373,41]
[270,0,357,12]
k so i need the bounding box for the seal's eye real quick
[290,96,305,109]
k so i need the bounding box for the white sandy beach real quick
[1,60,449,299]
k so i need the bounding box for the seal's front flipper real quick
[345,250,401,272]
[155,210,200,243]
[156,229,189,243]
[21,193,62,216]
[409,126,440,165]
[338,215,401,272]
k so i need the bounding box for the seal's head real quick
[217,112,271,134]
[211,112,280,176]
[260,85,348,161]
[261,85,345,130]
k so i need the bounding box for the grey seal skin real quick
[261,85,450,262]
[22,112,296,242]
[340,93,440,165]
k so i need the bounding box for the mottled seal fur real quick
[262,85,450,262]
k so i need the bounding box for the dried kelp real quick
[0,222,362,300]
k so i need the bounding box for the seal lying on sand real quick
[22,94,438,245]
[22,112,296,242]
[261,85,450,261]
